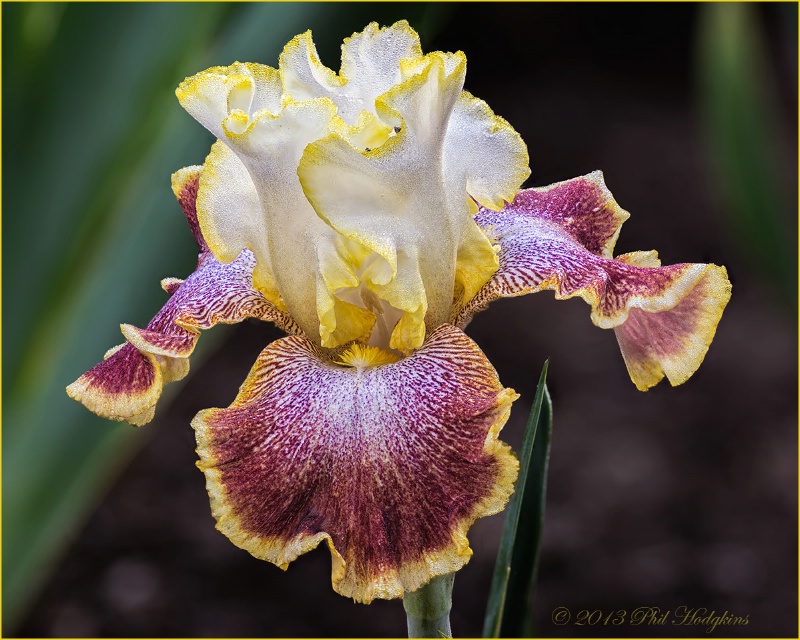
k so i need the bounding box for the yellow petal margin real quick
[193,324,519,602]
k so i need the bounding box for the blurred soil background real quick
[4,3,797,637]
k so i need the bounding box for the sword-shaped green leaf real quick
[483,361,552,638]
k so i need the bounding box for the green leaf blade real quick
[483,361,553,638]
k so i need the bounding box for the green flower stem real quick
[403,573,455,638]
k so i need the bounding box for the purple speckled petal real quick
[67,168,302,425]
[454,172,731,390]
[193,324,519,603]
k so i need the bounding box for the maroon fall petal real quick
[193,324,519,603]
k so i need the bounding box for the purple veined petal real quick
[454,171,731,390]
[67,167,303,426]
[192,324,519,603]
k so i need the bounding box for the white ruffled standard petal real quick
[299,53,467,352]
[193,96,342,343]
[178,21,530,353]
[280,20,423,125]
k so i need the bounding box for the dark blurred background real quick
[3,3,797,637]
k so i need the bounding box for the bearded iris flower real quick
[68,21,731,605]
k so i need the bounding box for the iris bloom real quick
[68,22,731,603]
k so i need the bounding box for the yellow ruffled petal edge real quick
[176,62,282,139]
[192,324,519,603]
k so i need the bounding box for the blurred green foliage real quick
[696,3,797,309]
[2,3,453,632]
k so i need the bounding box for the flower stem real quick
[403,573,454,638]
